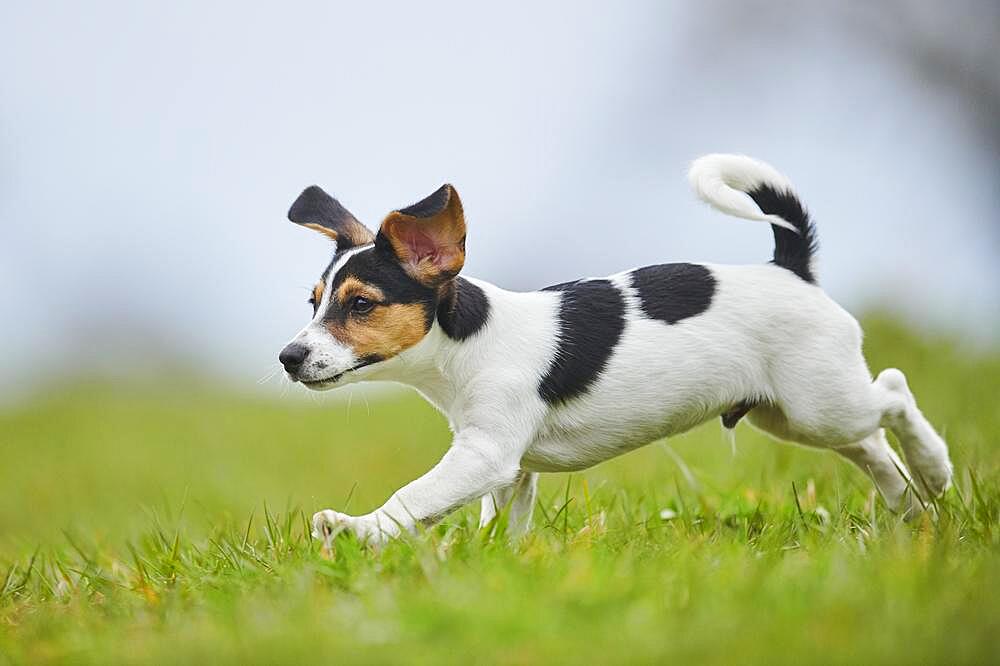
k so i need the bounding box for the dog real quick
[279,154,953,546]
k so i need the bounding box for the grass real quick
[1,316,998,664]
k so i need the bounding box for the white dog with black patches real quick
[278,154,953,546]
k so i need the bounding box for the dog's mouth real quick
[300,374,346,388]
[298,359,378,389]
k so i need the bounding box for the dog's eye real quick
[307,296,318,314]
[351,296,375,314]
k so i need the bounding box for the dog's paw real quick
[311,509,354,540]
[311,509,389,549]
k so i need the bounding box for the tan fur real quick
[325,302,428,359]
[380,185,466,285]
[312,282,325,306]
[302,220,375,248]
[335,277,385,307]
[339,218,376,248]
[302,223,339,241]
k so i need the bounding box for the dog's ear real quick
[288,186,375,251]
[377,184,466,286]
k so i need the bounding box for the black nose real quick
[279,344,309,375]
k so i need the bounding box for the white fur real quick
[306,155,953,547]
[688,153,799,231]
[285,244,372,386]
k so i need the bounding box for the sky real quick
[1,1,997,398]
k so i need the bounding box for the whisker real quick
[257,363,282,385]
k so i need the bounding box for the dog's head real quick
[278,184,466,390]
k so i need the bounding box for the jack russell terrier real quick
[279,154,953,546]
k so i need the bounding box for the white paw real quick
[915,459,954,498]
[311,509,389,548]
[311,509,355,540]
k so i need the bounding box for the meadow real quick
[1,317,998,664]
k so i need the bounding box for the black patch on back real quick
[630,263,715,324]
[396,184,450,219]
[438,277,490,341]
[543,279,581,292]
[538,280,626,405]
[746,184,819,283]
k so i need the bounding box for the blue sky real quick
[1,2,997,396]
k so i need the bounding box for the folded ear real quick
[287,185,375,251]
[377,184,466,286]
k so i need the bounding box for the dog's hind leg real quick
[873,368,953,499]
[479,471,538,537]
[751,361,952,515]
[748,405,923,518]
[833,429,923,518]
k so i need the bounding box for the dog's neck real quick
[367,323,464,417]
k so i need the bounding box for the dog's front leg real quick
[312,428,523,547]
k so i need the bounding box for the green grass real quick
[1,317,998,664]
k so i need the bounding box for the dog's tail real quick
[688,154,818,283]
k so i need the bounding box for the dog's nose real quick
[279,343,309,375]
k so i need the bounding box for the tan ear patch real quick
[381,217,466,285]
[302,220,375,247]
[339,219,377,249]
[325,303,429,359]
[288,186,376,250]
[303,223,340,241]
[378,184,467,286]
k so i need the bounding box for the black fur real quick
[319,244,488,342]
[721,401,755,429]
[288,185,350,227]
[322,247,437,329]
[288,186,371,250]
[397,184,451,219]
[438,277,490,341]
[746,184,818,283]
[538,280,626,405]
[630,263,715,324]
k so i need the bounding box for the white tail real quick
[688,154,799,232]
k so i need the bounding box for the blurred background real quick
[1,0,998,400]
[2,7,999,661]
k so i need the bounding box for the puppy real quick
[279,154,953,545]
